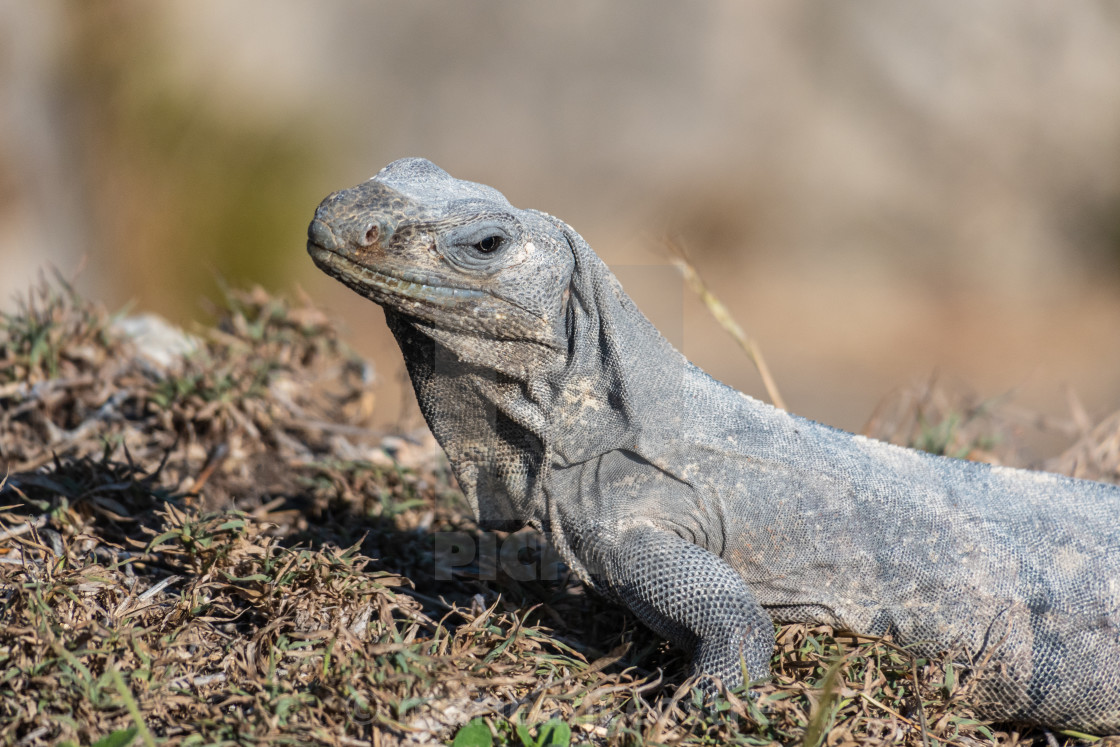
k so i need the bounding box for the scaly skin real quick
[309,158,1120,733]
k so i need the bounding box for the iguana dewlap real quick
[308,157,1120,733]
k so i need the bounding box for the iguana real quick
[307,157,1120,733]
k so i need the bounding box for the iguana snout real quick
[306,178,417,271]
[308,177,415,252]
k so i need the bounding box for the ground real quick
[1,276,1118,746]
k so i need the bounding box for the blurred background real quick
[2,1,1119,446]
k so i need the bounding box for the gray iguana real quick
[307,157,1120,733]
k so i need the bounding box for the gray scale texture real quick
[308,157,1120,733]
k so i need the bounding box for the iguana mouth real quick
[308,243,488,308]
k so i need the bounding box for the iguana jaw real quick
[308,241,487,309]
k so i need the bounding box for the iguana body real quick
[308,158,1120,733]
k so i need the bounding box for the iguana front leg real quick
[588,523,774,688]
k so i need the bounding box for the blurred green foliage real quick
[65,3,326,322]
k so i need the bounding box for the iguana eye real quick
[440,220,515,270]
[475,235,504,253]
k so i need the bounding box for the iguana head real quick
[308,158,573,351]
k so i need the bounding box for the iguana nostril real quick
[360,222,381,247]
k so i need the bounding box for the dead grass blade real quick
[666,237,787,410]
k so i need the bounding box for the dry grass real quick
[1,277,1116,746]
